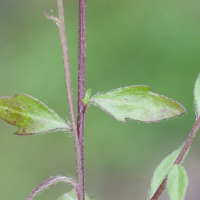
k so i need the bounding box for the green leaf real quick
[0,94,70,135]
[167,164,188,200]
[57,191,77,200]
[89,86,186,123]
[148,143,184,200]
[194,73,200,116]
[57,190,93,200]
[82,87,91,105]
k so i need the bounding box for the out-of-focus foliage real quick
[0,0,200,200]
[194,73,200,116]
[57,189,92,200]
[167,164,188,200]
[149,143,184,199]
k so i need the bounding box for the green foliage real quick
[167,164,188,200]
[148,143,184,200]
[0,94,70,135]
[194,73,200,116]
[57,190,93,200]
[57,191,76,200]
[82,87,91,105]
[1,0,199,199]
[90,86,186,123]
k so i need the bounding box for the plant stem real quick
[77,0,86,200]
[151,116,200,200]
[56,1,83,199]
[174,116,200,164]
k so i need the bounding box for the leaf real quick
[0,94,70,135]
[89,86,186,123]
[57,191,77,200]
[26,176,77,200]
[82,87,91,105]
[57,190,93,200]
[148,143,184,200]
[167,164,188,200]
[194,73,200,116]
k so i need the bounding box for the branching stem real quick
[151,116,200,200]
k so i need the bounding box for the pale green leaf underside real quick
[0,94,70,135]
[90,86,186,123]
[148,143,184,200]
[194,73,200,116]
[167,165,188,200]
[57,190,92,200]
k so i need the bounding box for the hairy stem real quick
[77,0,86,200]
[151,116,200,200]
[26,176,78,200]
[56,1,83,199]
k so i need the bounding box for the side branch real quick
[26,176,78,200]
[151,116,200,200]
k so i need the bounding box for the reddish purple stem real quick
[77,0,86,200]
[151,116,200,200]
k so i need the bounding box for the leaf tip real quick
[194,73,200,116]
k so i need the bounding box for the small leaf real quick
[57,191,77,200]
[57,190,93,200]
[167,164,188,200]
[0,94,70,135]
[82,87,91,105]
[89,86,186,123]
[27,176,77,200]
[148,143,184,200]
[194,73,200,116]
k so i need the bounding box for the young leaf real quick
[167,164,188,200]
[89,86,186,123]
[82,87,91,105]
[57,189,93,200]
[0,94,70,135]
[194,73,200,116]
[57,193,76,200]
[148,143,184,200]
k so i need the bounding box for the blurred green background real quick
[1,0,200,199]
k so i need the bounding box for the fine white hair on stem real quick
[26,176,78,200]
